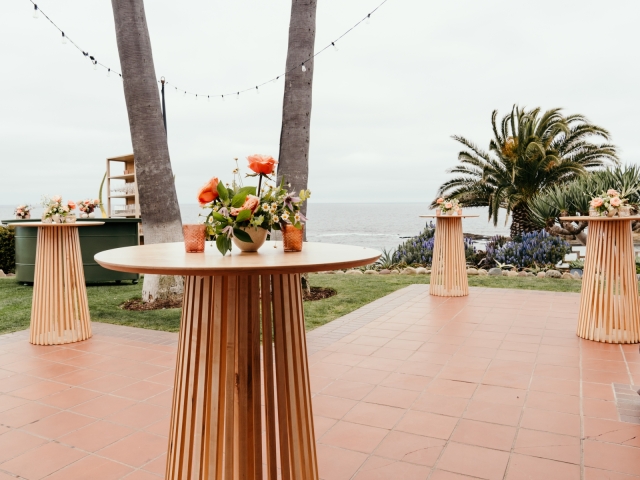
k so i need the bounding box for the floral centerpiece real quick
[435,197,462,215]
[14,204,31,219]
[199,155,310,255]
[42,196,75,223]
[77,199,100,218]
[589,189,631,217]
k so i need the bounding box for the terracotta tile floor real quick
[1,285,640,479]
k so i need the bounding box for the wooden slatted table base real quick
[30,225,93,345]
[574,219,640,343]
[429,216,469,297]
[166,273,318,480]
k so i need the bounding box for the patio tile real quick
[437,442,509,480]
[0,441,86,480]
[320,380,375,401]
[339,367,391,385]
[363,386,420,409]
[70,394,137,418]
[343,402,405,429]
[0,429,47,463]
[97,431,166,468]
[320,421,388,453]
[583,440,640,476]
[583,417,640,447]
[353,455,430,479]
[584,467,640,479]
[379,372,432,391]
[426,379,477,398]
[59,420,135,452]
[0,402,59,428]
[316,444,367,480]
[463,399,522,426]
[39,386,101,409]
[80,374,139,393]
[9,380,70,400]
[112,381,171,401]
[472,384,526,406]
[106,403,169,429]
[513,428,580,464]
[525,390,580,414]
[22,410,95,439]
[42,455,134,480]
[312,394,357,419]
[395,410,458,440]
[450,419,516,451]
[505,453,580,480]
[412,392,469,417]
[520,408,581,436]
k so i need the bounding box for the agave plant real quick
[434,105,619,238]
[529,165,640,244]
[375,248,397,270]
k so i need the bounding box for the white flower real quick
[294,213,301,222]
[262,203,269,211]
[281,212,290,221]
[271,202,278,210]
[272,215,279,223]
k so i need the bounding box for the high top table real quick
[560,216,640,343]
[420,215,478,297]
[18,221,103,345]
[95,241,380,480]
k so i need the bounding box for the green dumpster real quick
[3,218,140,284]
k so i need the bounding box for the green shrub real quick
[0,226,16,274]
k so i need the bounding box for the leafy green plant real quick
[0,225,16,274]
[569,259,584,269]
[375,248,396,270]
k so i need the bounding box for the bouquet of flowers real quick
[435,197,461,215]
[14,204,31,219]
[42,196,75,222]
[77,199,101,218]
[589,189,630,217]
[199,155,310,255]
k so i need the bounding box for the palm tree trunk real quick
[276,0,317,235]
[510,203,536,238]
[111,0,183,302]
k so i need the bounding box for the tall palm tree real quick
[434,105,619,238]
[111,0,183,302]
[276,0,317,231]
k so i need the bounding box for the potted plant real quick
[589,189,629,217]
[199,156,310,255]
[41,196,73,223]
[435,197,462,216]
[77,199,101,218]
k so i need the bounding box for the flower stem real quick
[257,174,263,197]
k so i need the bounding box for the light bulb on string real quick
[208,95,210,102]
[256,86,259,94]
[366,13,371,24]
[332,42,338,52]
[61,32,67,44]
[107,68,111,77]
[236,92,240,100]
[272,76,279,83]
[301,63,307,72]
[221,95,224,101]
[93,61,97,71]
[32,4,38,19]
[195,94,198,101]
[184,91,186,96]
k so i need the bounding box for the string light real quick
[25,0,389,101]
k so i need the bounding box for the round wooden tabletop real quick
[559,216,640,222]
[95,241,382,276]
[12,222,105,227]
[419,215,479,218]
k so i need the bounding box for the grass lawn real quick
[0,274,584,336]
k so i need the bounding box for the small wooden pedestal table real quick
[95,241,380,480]
[419,215,479,297]
[560,216,640,343]
[17,221,103,345]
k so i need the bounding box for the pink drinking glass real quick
[183,224,206,253]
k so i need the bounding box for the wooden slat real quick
[430,217,469,297]
[260,275,278,480]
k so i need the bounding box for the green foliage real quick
[0,226,15,274]
[435,105,619,236]
[375,248,397,270]
[529,165,640,228]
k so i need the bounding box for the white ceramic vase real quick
[232,227,268,252]
[52,214,61,224]
[65,215,77,223]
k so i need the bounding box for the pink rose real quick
[93,199,100,205]
[610,197,621,207]
[444,202,453,209]
[52,195,62,203]
[607,189,619,196]
[230,195,260,217]
[591,198,603,208]
[436,198,444,204]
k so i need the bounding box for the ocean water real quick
[1,203,510,252]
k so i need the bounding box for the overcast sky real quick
[1,0,639,206]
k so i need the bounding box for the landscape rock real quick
[507,271,519,277]
[345,269,363,275]
[502,271,509,276]
[0,270,5,278]
[425,270,431,274]
[517,271,528,277]
[537,272,546,278]
[466,268,478,276]
[526,272,535,277]
[389,269,400,275]
[488,268,502,276]
[401,267,417,275]
[573,273,582,280]
[323,271,335,274]
[364,270,379,275]
[415,267,428,275]
[334,270,345,275]
[545,269,562,279]
[478,269,488,276]
[561,273,574,280]
[379,269,391,275]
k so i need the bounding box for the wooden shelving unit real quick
[106,154,140,219]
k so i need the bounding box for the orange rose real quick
[198,177,220,205]
[436,198,444,204]
[247,154,278,175]
[67,200,76,210]
[230,195,260,217]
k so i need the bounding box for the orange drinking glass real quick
[282,224,303,252]
[183,224,206,253]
